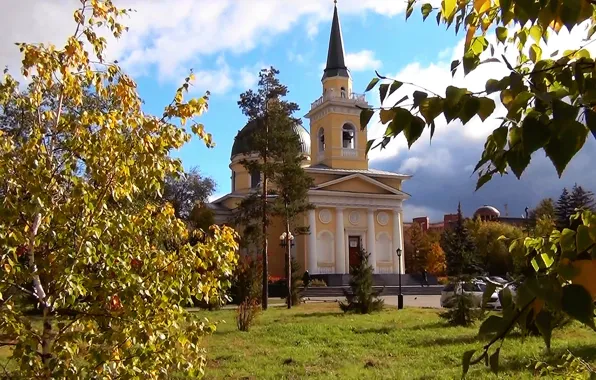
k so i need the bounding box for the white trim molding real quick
[313,173,409,197]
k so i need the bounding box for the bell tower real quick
[305,2,370,170]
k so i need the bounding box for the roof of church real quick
[322,3,350,81]
[306,164,411,179]
[230,119,311,159]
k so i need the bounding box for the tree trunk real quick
[286,216,292,309]
[261,103,269,310]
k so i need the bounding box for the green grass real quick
[197,303,596,379]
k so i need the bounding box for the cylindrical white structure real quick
[367,208,376,271]
[335,207,345,273]
[392,209,403,273]
[308,208,317,273]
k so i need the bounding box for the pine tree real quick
[555,188,572,230]
[339,248,384,314]
[234,67,306,309]
[440,203,479,277]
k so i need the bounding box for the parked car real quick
[440,281,501,309]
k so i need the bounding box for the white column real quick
[308,208,317,273]
[367,208,376,272]
[335,207,346,274]
[392,209,403,274]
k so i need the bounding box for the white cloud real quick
[345,50,381,72]
[0,0,412,90]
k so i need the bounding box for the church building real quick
[210,3,411,284]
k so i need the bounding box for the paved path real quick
[303,295,441,309]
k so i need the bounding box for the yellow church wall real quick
[323,178,393,194]
[309,172,342,186]
[322,76,352,94]
[377,177,403,191]
[221,197,241,210]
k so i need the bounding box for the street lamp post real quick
[280,231,295,309]
[396,248,403,310]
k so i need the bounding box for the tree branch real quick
[27,213,47,307]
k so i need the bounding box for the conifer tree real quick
[440,203,479,277]
[339,248,384,314]
[234,67,307,309]
[555,188,572,230]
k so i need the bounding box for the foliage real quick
[426,242,447,276]
[363,0,596,191]
[163,167,215,220]
[530,198,556,221]
[308,279,327,287]
[339,248,384,314]
[534,214,556,237]
[234,67,305,309]
[0,2,239,377]
[466,219,523,275]
[533,349,596,378]
[404,222,430,273]
[440,293,483,327]
[441,203,480,276]
[236,298,260,332]
[230,254,263,305]
[188,204,216,233]
[556,185,596,230]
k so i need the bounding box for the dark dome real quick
[474,205,501,219]
[230,119,311,159]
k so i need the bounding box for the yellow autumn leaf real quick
[571,260,596,299]
[474,0,491,15]
[465,26,477,51]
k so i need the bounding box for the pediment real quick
[314,174,405,195]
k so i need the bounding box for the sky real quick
[2,0,596,222]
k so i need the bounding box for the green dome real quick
[231,119,311,159]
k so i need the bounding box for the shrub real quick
[237,298,260,332]
[339,248,384,314]
[440,292,483,327]
[230,255,263,305]
[309,279,327,287]
[437,276,449,285]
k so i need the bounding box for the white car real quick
[440,281,501,309]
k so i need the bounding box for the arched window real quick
[250,168,260,189]
[340,87,346,98]
[231,171,236,192]
[318,128,325,152]
[342,124,355,149]
[317,231,334,264]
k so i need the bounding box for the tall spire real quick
[322,1,349,80]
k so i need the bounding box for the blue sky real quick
[3,0,596,221]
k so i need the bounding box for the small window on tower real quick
[250,168,260,189]
[318,128,325,152]
[340,87,346,98]
[342,124,355,149]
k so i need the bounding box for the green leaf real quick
[442,0,457,20]
[560,228,577,253]
[445,86,467,107]
[496,27,508,43]
[476,173,492,190]
[419,97,444,124]
[584,109,596,140]
[529,44,542,63]
[478,315,504,337]
[359,108,375,130]
[499,287,513,310]
[507,146,530,179]
[535,311,553,349]
[482,282,497,307]
[379,109,395,124]
[406,0,415,19]
[477,97,495,121]
[366,140,375,154]
[576,225,593,253]
[413,91,429,108]
[544,120,588,177]
[460,96,480,125]
[462,349,476,376]
[463,52,480,75]
[560,1,581,32]
[521,116,550,154]
[404,116,425,148]
[561,284,596,330]
[385,108,412,137]
[379,84,390,103]
[450,60,460,76]
[489,348,500,374]
[365,78,380,92]
[393,94,409,107]
[506,91,533,120]
[421,3,433,20]
[529,25,543,43]
[553,99,578,121]
[388,81,403,98]
[470,36,489,55]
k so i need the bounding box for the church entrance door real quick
[348,236,361,269]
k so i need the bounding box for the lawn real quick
[197,302,596,379]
